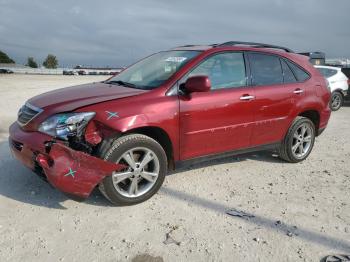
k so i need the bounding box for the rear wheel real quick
[330,91,343,111]
[279,117,315,163]
[99,134,167,206]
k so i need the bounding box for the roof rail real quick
[216,41,294,53]
[176,45,198,47]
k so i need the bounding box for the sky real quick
[0,0,349,67]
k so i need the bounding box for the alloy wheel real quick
[331,93,342,110]
[111,147,160,198]
[291,123,313,159]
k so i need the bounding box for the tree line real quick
[0,50,58,69]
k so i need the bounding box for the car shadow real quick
[0,139,284,209]
[160,186,350,254]
[168,150,284,176]
[2,140,350,255]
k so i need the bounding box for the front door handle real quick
[240,95,255,101]
[293,88,304,94]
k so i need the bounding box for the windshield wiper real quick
[106,80,139,89]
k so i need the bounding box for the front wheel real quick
[99,134,167,206]
[330,91,343,111]
[279,117,316,163]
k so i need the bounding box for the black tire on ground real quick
[279,116,316,163]
[98,134,167,206]
[330,91,343,111]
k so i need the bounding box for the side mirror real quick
[184,75,211,93]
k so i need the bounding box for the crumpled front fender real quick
[36,143,124,199]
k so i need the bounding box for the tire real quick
[279,116,316,163]
[330,91,343,111]
[98,134,167,206]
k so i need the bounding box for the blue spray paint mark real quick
[57,115,68,124]
[64,168,77,178]
[105,111,119,120]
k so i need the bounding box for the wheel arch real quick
[332,89,345,97]
[93,118,175,169]
[125,126,174,170]
[298,110,320,135]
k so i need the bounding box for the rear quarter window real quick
[281,59,297,83]
[286,60,310,82]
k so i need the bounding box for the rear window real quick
[286,60,310,82]
[249,53,283,86]
[317,68,337,78]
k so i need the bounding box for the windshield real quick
[107,50,201,89]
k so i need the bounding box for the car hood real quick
[28,82,147,112]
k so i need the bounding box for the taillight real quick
[326,80,331,93]
[347,79,350,85]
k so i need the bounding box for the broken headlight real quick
[38,112,95,140]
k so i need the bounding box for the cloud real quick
[0,0,349,67]
[69,6,82,15]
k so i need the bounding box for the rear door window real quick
[248,53,283,86]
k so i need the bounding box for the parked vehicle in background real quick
[9,41,331,205]
[0,68,14,74]
[299,51,326,66]
[340,67,350,100]
[77,70,83,75]
[315,65,348,111]
[63,70,78,75]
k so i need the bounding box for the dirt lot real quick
[0,74,349,262]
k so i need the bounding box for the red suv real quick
[9,41,331,205]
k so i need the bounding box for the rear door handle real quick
[293,89,304,94]
[240,95,255,100]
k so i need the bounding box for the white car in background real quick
[315,65,349,111]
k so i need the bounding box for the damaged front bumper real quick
[36,143,124,199]
[9,122,124,200]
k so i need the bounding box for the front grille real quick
[17,103,42,126]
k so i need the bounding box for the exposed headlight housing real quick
[38,112,95,140]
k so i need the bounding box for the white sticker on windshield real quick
[165,57,187,63]
[164,64,172,72]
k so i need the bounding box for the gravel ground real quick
[0,74,349,262]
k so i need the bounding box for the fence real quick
[1,67,63,75]
[0,66,123,75]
